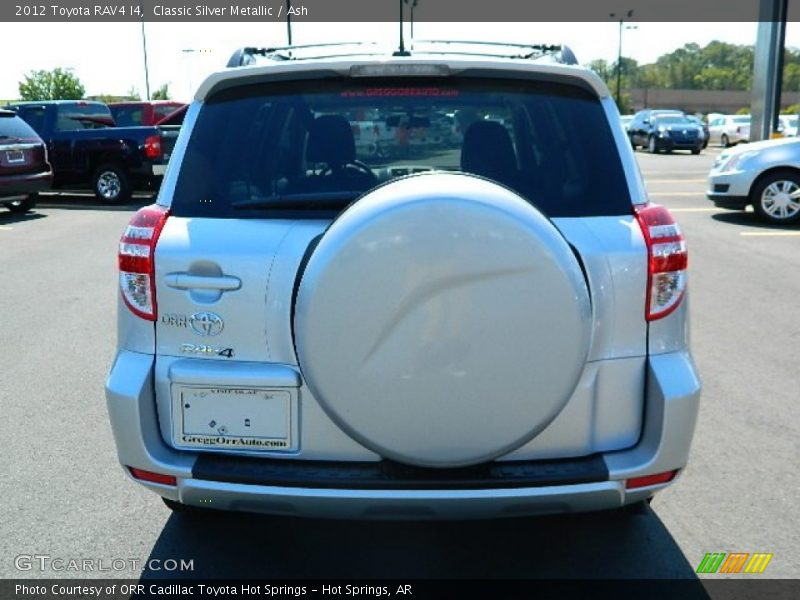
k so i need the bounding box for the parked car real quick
[707,136,800,224]
[707,115,750,147]
[620,114,634,131]
[628,111,704,154]
[777,114,798,138]
[8,101,178,203]
[686,115,710,149]
[109,101,186,127]
[0,108,52,213]
[106,43,700,520]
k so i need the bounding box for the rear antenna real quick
[394,0,410,56]
[286,0,292,46]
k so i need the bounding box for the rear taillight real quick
[128,467,177,486]
[634,204,688,321]
[626,469,678,489]
[118,204,169,320]
[143,134,162,159]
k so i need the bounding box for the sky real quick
[0,21,792,101]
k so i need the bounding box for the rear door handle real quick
[164,273,241,291]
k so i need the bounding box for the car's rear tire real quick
[750,170,800,225]
[4,194,36,214]
[648,135,659,154]
[691,147,702,155]
[721,134,730,148]
[92,164,131,204]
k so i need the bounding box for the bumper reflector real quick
[625,470,678,489]
[128,467,177,486]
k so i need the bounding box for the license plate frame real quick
[173,385,295,453]
[5,149,26,164]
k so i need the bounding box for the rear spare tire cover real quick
[294,173,592,467]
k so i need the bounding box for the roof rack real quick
[226,40,578,68]
[411,40,578,64]
[226,42,382,67]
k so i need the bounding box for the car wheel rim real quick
[762,180,800,220]
[97,171,121,199]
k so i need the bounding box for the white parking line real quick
[740,231,800,236]
[649,192,707,196]
[0,225,13,230]
[644,179,708,184]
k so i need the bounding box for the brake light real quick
[144,134,162,159]
[118,204,169,320]
[634,204,688,321]
[128,467,177,486]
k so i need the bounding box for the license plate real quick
[5,150,26,164]
[176,386,292,452]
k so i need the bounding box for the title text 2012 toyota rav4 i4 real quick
[106,43,701,520]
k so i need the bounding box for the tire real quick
[721,134,730,148]
[294,173,591,468]
[92,164,131,204]
[648,135,659,154]
[691,147,702,155]
[750,170,800,224]
[629,134,637,150]
[4,194,36,214]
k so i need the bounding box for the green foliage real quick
[18,68,85,101]
[735,107,751,115]
[584,42,800,93]
[126,86,142,101]
[783,103,800,114]
[151,83,170,100]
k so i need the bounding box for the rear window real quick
[733,116,751,124]
[56,104,113,131]
[154,103,183,121]
[0,113,39,140]
[110,105,144,126]
[171,78,631,219]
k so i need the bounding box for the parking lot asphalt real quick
[1,147,798,580]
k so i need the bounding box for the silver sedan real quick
[707,137,800,224]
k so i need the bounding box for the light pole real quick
[140,2,151,100]
[610,10,636,108]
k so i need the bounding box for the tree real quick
[19,68,85,100]
[151,83,170,100]
[126,86,142,101]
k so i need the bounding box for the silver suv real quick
[106,43,701,519]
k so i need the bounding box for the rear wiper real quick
[232,190,361,210]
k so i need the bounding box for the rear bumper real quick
[128,162,165,189]
[0,170,52,198]
[105,350,701,519]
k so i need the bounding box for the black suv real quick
[628,109,704,154]
[0,109,52,214]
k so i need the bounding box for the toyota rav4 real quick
[105,42,701,519]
